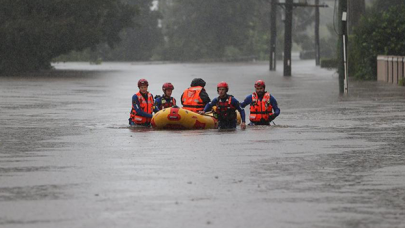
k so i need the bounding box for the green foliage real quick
[54,0,164,62]
[372,0,405,12]
[320,24,338,59]
[90,58,103,65]
[0,0,136,73]
[160,0,256,61]
[399,78,405,86]
[2,0,331,67]
[53,48,100,62]
[292,7,315,52]
[158,0,319,61]
[223,46,242,59]
[96,0,164,61]
[159,0,312,61]
[350,3,405,80]
[320,58,338,69]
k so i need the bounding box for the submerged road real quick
[1,61,405,228]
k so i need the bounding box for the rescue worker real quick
[240,80,280,125]
[181,78,211,113]
[202,81,246,130]
[154,82,177,111]
[129,79,154,126]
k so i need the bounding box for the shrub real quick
[399,78,405,86]
[350,5,405,80]
[320,58,338,69]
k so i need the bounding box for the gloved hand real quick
[269,114,276,122]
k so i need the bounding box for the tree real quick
[350,3,405,80]
[158,0,319,61]
[292,7,315,52]
[348,0,365,34]
[160,0,259,61]
[95,0,164,61]
[372,0,405,12]
[0,0,136,73]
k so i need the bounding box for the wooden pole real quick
[283,0,293,76]
[270,0,278,71]
[315,0,320,66]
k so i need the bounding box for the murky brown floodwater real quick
[1,61,405,228]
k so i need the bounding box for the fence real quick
[377,55,405,85]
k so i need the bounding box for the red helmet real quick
[138,79,149,88]
[217,81,229,92]
[162,82,174,91]
[254,80,265,89]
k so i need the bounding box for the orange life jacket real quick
[249,92,273,122]
[130,92,154,124]
[182,86,205,112]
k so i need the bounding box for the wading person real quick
[154,82,177,111]
[129,79,154,126]
[202,81,246,130]
[240,80,280,125]
[181,78,210,113]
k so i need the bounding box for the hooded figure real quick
[181,78,211,113]
[190,78,206,87]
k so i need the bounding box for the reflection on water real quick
[0,184,73,201]
[128,125,154,133]
[1,61,405,228]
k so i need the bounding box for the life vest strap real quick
[183,104,205,108]
[250,111,272,114]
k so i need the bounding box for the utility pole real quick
[315,0,320,66]
[270,0,278,71]
[276,0,328,76]
[283,0,293,76]
[338,0,348,94]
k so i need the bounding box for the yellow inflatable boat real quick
[151,107,242,130]
[151,107,218,130]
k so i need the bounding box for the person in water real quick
[202,81,246,130]
[129,79,154,126]
[181,78,211,113]
[240,80,280,125]
[154,82,177,111]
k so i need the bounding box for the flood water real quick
[1,61,405,228]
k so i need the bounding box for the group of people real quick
[129,78,280,130]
